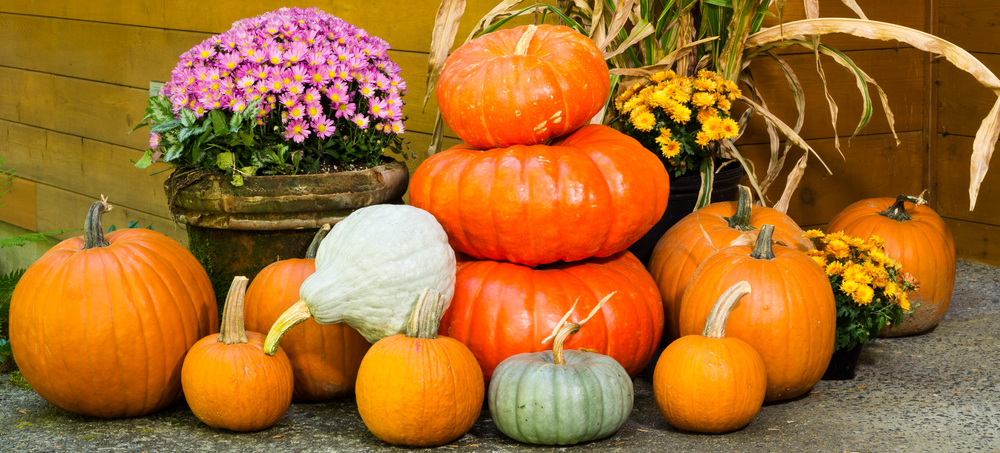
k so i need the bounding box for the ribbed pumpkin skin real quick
[653,334,766,433]
[648,200,812,343]
[181,331,294,432]
[244,258,370,401]
[410,124,670,267]
[489,350,633,445]
[439,251,664,381]
[9,228,217,418]
[436,24,609,149]
[825,197,956,336]
[678,245,835,402]
[355,335,484,447]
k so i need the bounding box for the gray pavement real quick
[1,260,998,452]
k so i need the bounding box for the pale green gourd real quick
[264,205,456,353]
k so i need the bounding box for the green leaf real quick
[240,166,258,177]
[150,119,182,133]
[178,127,195,143]
[149,96,175,124]
[164,144,183,162]
[216,152,235,170]
[210,110,228,136]
[134,150,154,169]
[231,173,244,187]
[0,230,78,248]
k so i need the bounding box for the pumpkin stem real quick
[701,281,752,339]
[551,323,582,365]
[218,276,250,345]
[304,224,331,259]
[723,186,756,232]
[514,25,538,56]
[877,191,928,222]
[749,224,776,260]
[263,300,313,355]
[543,292,616,365]
[83,196,113,249]
[405,288,448,340]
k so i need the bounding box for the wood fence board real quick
[938,0,1000,55]
[0,176,38,231]
[944,217,1000,267]
[937,52,1000,138]
[739,131,926,227]
[738,48,925,145]
[934,135,1000,220]
[762,0,926,54]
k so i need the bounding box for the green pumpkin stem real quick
[877,191,928,222]
[723,186,756,232]
[83,197,113,249]
[406,288,447,340]
[702,281,752,339]
[304,224,331,259]
[263,300,313,355]
[750,224,776,260]
[552,323,582,365]
[218,276,250,345]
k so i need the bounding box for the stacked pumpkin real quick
[410,24,669,445]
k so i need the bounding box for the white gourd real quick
[264,205,456,351]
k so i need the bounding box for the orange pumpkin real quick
[9,199,217,418]
[825,193,956,336]
[410,124,670,267]
[182,277,294,432]
[649,186,813,343]
[436,24,609,149]
[356,289,484,447]
[678,225,835,402]
[654,281,766,433]
[244,226,370,402]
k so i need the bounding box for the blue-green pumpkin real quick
[487,311,634,445]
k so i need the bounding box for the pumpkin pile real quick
[411,23,669,389]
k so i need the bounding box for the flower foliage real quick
[131,7,412,184]
[805,230,919,352]
[614,69,741,177]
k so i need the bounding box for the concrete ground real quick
[1,260,998,452]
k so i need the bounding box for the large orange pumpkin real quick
[9,199,217,418]
[244,226,370,402]
[436,24,609,149]
[439,251,664,382]
[410,124,670,267]
[182,277,294,432]
[678,225,835,402]
[356,289,484,447]
[649,186,813,343]
[825,193,956,336]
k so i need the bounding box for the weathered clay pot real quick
[167,159,409,312]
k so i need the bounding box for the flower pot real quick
[821,343,864,380]
[167,159,409,313]
[628,163,745,267]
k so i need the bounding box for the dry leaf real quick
[272,435,284,439]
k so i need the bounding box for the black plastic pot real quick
[822,343,865,380]
[628,163,746,267]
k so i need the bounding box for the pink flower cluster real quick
[161,7,407,144]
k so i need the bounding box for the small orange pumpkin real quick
[654,281,766,433]
[355,289,484,447]
[825,193,956,336]
[181,277,294,432]
[649,186,812,343]
[678,225,836,402]
[244,225,370,402]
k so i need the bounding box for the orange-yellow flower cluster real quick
[614,69,741,161]
[805,230,916,311]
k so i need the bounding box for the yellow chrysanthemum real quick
[695,131,712,147]
[650,71,670,83]
[867,235,885,248]
[661,138,681,159]
[724,80,742,100]
[883,281,899,298]
[826,239,850,259]
[692,92,716,109]
[668,102,692,124]
[696,108,716,125]
[805,229,825,239]
[719,118,740,139]
[693,77,717,92]
[897,292,911,311]
[620,95,643,114]
[840,279,860,296]
[811,255,826,268]
[826,261,846,276]
[648,89,672,109]
[630,108,657,132]
[852,284,875,305]
[842,263,872,285]
[717,97,733,113]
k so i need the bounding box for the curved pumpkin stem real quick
[878,190,929,222]
[218,276,250,345]
[750,224,776,260]
[723,185,756,232]
[304,224,331,259]
[702,281,752,339]
[406,288,447,340]
[83,196,113,249]
[543,292,616,365]
[514,25,538,56]
[263,300,313,355]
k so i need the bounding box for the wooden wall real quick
[1,0,998,269]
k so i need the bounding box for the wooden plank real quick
[937,52,1000,138]
[938,0,1000,55]
[738,131,927,227]
[0,176,37,231]
[944,217,1000,267]
[761,0,926,54]
[34,183,187,246]
[738,47,926,145]
[934,134,1000,220]
[0,0,519,54]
